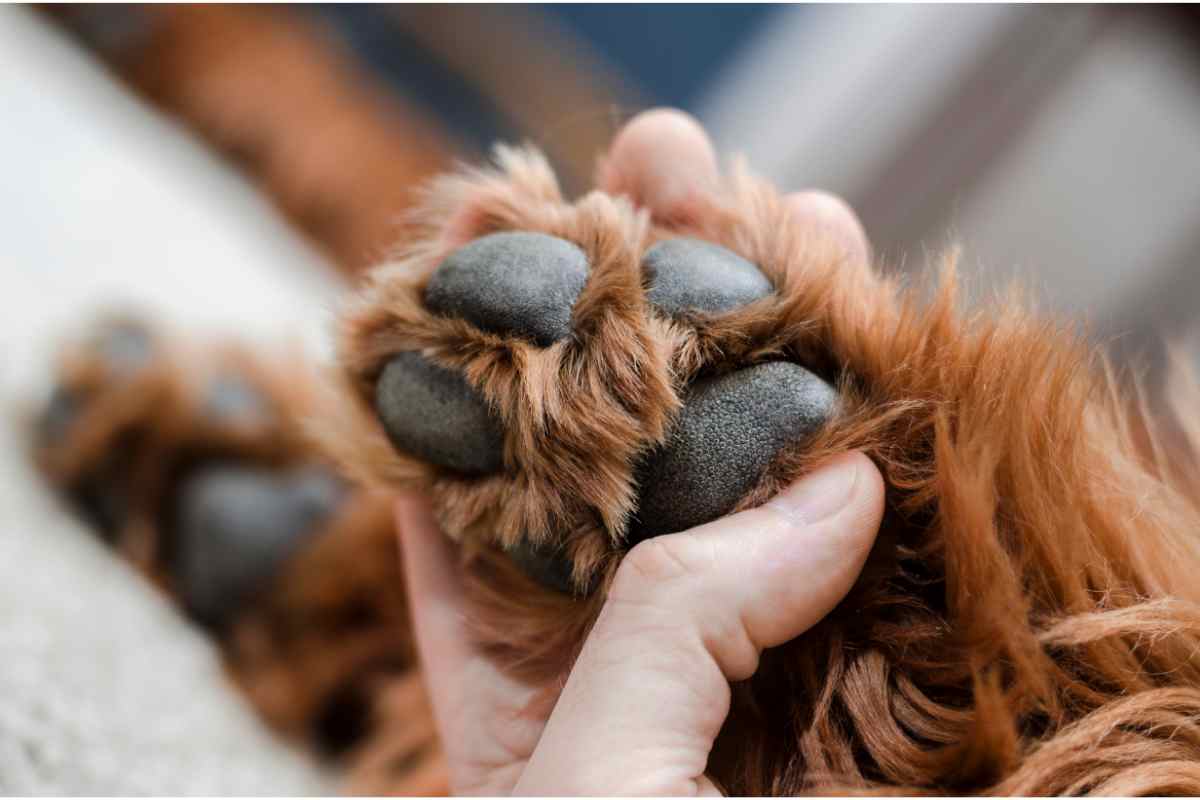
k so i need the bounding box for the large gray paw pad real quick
[643,238,773,317]
[425,231,589,346]
[631,362,837,541]
[171,464,346,628]
[375,351,504,475]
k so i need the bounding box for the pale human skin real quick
[395,108,885,796]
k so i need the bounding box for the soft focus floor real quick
[0,8,341,794]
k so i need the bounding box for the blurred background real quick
[10,4,1200,366]
[2,4,1200,793]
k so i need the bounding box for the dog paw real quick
[33,318,330,613]
[328,148,846,594]
[33,319,424,761]
[377,234,835,542]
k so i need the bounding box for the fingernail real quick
[767,452,860,525]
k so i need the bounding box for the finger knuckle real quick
[612,536,694,598]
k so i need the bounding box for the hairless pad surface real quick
[630,361,838,540]
[172,463,345,628]
[38,385,81,446]
[507,540,578,595]
[204,374,270,422]
[93,321,153,373]
[642,238,773,317]
[424,231,588,346]
[375,351,504,475]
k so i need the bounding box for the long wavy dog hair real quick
[318,143,1200,795]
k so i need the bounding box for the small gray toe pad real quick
[375,351,505,475]
[643,238,773,317]
[425,231,588,346]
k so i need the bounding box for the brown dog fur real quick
[322,145,1200,794]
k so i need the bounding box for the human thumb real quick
[515,450,885,795]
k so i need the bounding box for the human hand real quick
[397,448,883,795]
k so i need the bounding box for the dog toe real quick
[643,237,774,317]
[424,231,589,346]
[375,351,505,476]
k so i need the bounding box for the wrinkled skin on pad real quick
[171,463,346,628]
[424,231,589,346]
[642,237,774,317]
[375,351,505,476]
[631,362,838,541]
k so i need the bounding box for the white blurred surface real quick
[0,6,343,405]
[0,414,331,795]
[700,4,1025,198]
[0,8,338,793]
[952,18,1200,327]
[699,6,1200,353]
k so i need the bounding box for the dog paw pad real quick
[204,373,271,422]
[631,361,837,540]
[172,464,346,627]
[643,238,773,317]
[92,320,153,373]
[375,351,505,475]
[425,231,589,346]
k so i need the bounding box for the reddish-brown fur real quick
[324,146,1200,794]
